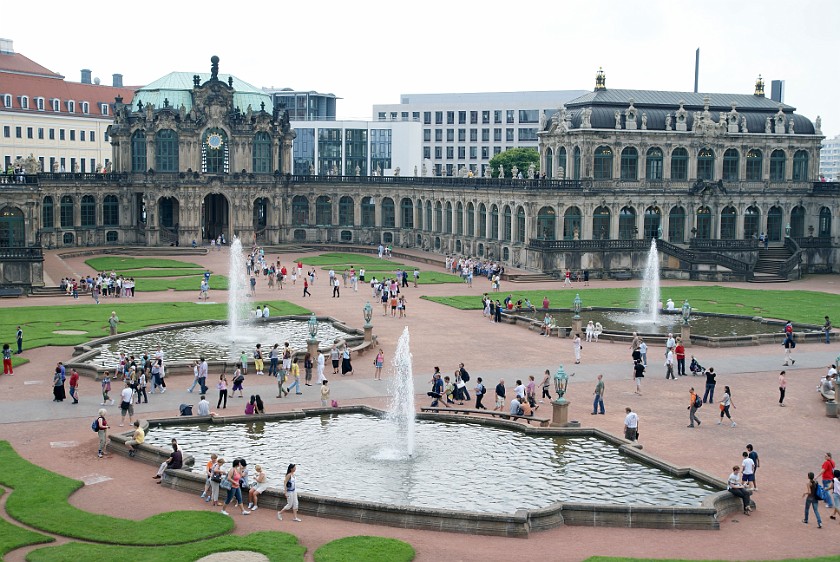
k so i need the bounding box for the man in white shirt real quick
[316,351,326,383]
[119,381,135,426]
[624,407,639,441]
[513,380,526,399]
[263,305,270,320]
[197,394,211,416]
[741,451,756,490]
[665,333,676,357]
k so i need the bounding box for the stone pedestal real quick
[364,325,373,343]
[572,318,582,336]
[681,324,691,342]
[551,400,570,427]
[307,338,319,360]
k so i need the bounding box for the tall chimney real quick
[112,73,123,88]
[81,69,92,84]
[0,38,13,54]
[694,48,700,93]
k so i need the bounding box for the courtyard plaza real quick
[0,246,838,561]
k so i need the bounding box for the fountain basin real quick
[115,407,739,536]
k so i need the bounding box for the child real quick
[320,380,330,407]
[101,372,113,405]
[239,351,248,375]
[2,343,12,375]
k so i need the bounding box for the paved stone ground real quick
[1,247,839,561]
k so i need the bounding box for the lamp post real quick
[306,313,319,359]
[363,301,374,342]
[680,299,692,342]
[551,364,571,427]
[572,293,583,335]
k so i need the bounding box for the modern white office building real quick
[819,134,840,181]
[372,90,586,176]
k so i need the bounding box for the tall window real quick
[456,202,464,235]
[744,206,760,239]
[793,150,809,181]
[669,206,685,243]
[790,206,805,238]
[371,129,392,173]
[720,206,737,239]
[723,149,739,181]
[593,206,610,239]
[401,198,414,229]
[131,130,146,172]
[0,207,25,247]
[557,147,567,178]
[537,207,555,240]
[671,148,689,181]
[381,198,395,228]
[434,202,442,233]
[155,129,179,172]
[646,147,663,180]
[770,149,786,181]
[103,195,119,226]
[252,132,272,173]
[620,147,638,180]
[42,196,54,229]
[315,196,332,226]
[503,205,512,241]
[695,206,712,239]
[80,196,95,228]
[618,207,637,239]
[545,148,553,179]
[563,207,582,239]
[478,204,487,237]
[201,128,228,173]
[490,205,499,239]
[425,201,432,231]
[60,195,74,228]
[643,207,661,239]
[345,129,368,176]
[767,206,783,241]
[746,149,763,180]
[573,146,581,179]
[444,202,453,234]
[292,196,309,226]
[253,198,268,231]
[593,146,613,179]
[819,207,832,238]
[516,206,525,243]
[338,196,354,226]
[697,148,715,181]
[361,197,375,228]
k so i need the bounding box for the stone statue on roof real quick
[765,116,772,133]
[774,107,786,134]
[665,113,672,131]
[179,104,186,121]
[641,112,647,130]
[789,119,795,135]
[614,110,621,129]
[741,115,748,133]
[539,110,546,130]
[816,115,822,135]
[484,165,492,178]
[581,107,592,129]
[527,163,535,179]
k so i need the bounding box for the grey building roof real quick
[133,72,272,113]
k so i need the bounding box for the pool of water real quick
[144,413,716,514]
[542,310,791,336]
[92,320,349,366]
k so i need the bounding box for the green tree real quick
[488,147,540,178]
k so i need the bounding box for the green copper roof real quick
[133,72,272,113]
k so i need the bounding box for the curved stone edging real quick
[108,405,743,536]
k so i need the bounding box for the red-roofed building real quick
[0,38,136,174]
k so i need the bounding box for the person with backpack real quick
[688,387,702,428]
[783,327,796,366]
[803,471,823,528]
[474,377,488,410]
[457,363,471,402]
[94,408,108,458]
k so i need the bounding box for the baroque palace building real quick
[0,60,837,289]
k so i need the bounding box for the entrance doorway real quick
[203,194,229,241]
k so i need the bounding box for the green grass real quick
[359,270,462,284]
[84,257,203,271]
[423,285,840,324]
[295,252,404,267]
[139,275,229,292]
[314,536,415,562]
[0,441,232,545]
[11,355,29,367]
[27,531,305,562]
[116,268,207,278]
[5,300,310,349]
[0,489,53,557]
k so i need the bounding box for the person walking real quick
[783,332,796,366]
[95,408,109,458]
[825,316,832,345]
[221,459,250,516]
[779,370,787,406]
[68,368,79,404]
[633,359,645,395]
[591,374,605,415]
[216,374,228,409]
[718,386,736,427]
[688,387,702,428]
[703,367,717,403]
[302,278,310,297]
[316,350,325,383]
[268,344,279,377]
[330,345,340,375]
[665,349,675,380]
[118,381,135,426]
[303,353,313,386]
[231,364,245,398]
[803,471,823,528]
[821,453,836,491]
[287,358,302,394]
[108,311,119,336]
[624,407,639,441]
[573,333,582,364]
[52,366,65,402]
[277,463,302,521]
[340,345,353,376]
[675,338,686,376]
[540,369,552,402]
[474,377,487,410]
[373,349,384,381]
[2,343,13,375]
[16,326,23,354]
[493,378,506,412]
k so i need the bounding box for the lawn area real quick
[4,300,310,349]
[140,275,229,292]
[0,490,53,557]
[317,267,461,285]
[84,257,203,271]
[314,536,415,562]
[117,268,207,278]
[423,285,840,325]
[295,252,403,267]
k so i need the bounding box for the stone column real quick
[307,338,319,363]
[681,323,691,342]
[551,400,570,427]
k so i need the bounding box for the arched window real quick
[695,206,712,239]
[746,149,763,181]
[671,147,689,181]
[338,196,354,226]
[545,147,553,179]
[563,206,582,239]
[490,204,499,239]
[361,197,375,228]
[620,147,638,180]
[60,195,73,228]
[292,196,309,226]
[478,203,487,237]
[643,207,661,239]
[434,201,442,233]
[316,196,332,226]
[720,206,737,239]
[557,147,567,178]
[252,131,272,173]
[790,206,805,238]
[593,206,611,239]
[770,149,786,181]
[131,130,146,172]
[456,202,464,235]
[155,129,179,172]
[467,202,475,236]
[646,147,663,180]
[537,206,555,240]
[618,207,637,240]
[201,128,227,174]
[723,149,739,181]
[0,207,25,247]
[819,207,832,238]
[697,148,715,181]
[669,206,686,243]
[401,198,414,229]
[744,206,760,239]
[103,195,119,226]
[516,206,526,243]
[444,202,453,234]
[253,198,268,231]
[425,201,433,231]
[80,196,97,227]
[767,206,783,241]
[42,196,54,229]
[503,205,512,241]
[572,146,581,179]
[381,197,395,228]
[593,146,613,179]
[793,150,809,181]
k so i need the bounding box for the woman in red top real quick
[68,369,80,404]
[675,339,686,376]
[821,452,836,488]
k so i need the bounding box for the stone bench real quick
[0,287,24,298]
[420,406,550,427]
[612,271,633,280]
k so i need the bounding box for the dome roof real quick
[132,72,272,113]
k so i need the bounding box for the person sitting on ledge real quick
[727,465,753,515]
[126,420,144,457]
[153,440,183,483]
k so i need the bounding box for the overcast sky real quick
[4,0,838,136]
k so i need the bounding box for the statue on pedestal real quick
[741,116,748,133]
[641,112,648,130]
[421,163,427,177]
[581,107,592,129]
[816,115,822,135]
[498,164,504,178]
[511,165,519,179]
[614,110,622,129]
[765,116,772,133]
[665,113,672,131]
[484,166,492,178]
[355,165,361,177]
[527,163,535,179]
[394,166,400,176]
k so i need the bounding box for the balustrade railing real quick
[689,239,758,250]
[0,247,43,259]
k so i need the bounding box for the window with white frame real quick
[81,101,89,114]
[19,96,28,109]
[2,94,10,107]
[51,99,59,111]
[66,100,75,112]
[36,97,44,110]
[100,103,109,116]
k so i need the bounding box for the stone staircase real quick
[506,273,557,283]
[29,286,68,297]
[750,246,792,283]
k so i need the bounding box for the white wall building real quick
[819,134,840,181]
[373,90,586,176]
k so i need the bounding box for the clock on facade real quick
[206,132,223,149]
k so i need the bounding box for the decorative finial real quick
[595,67,606,91]
[137,100,143,111]
[210,55,220,80]
[163,98,169,108]
[260,101,265,111]
[754,74,765,97]
[193,74,200,87]
[228,76,233,87]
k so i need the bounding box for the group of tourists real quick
[60,273,136,301]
